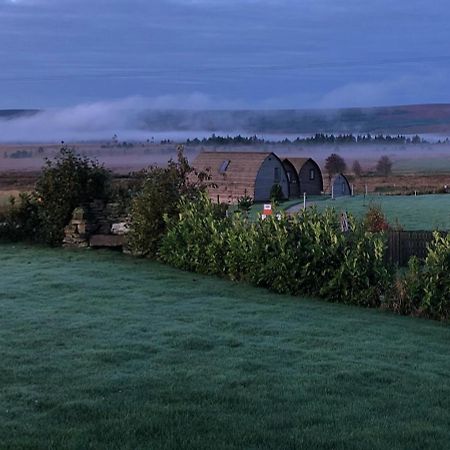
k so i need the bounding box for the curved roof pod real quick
[284,157,324,195]
[192,151,289,202]
[331,173,351,197]
[282,158,300,198]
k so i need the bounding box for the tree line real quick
[185,133,441,146]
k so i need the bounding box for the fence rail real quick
[385,231,446,266]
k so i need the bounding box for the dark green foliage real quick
[160,196,392,306]
[270,183,284,204]
[422,233,450,318]
[237,194,253,212]
[35,147,110,245]
[127,146,208,257]
[185,132,430,146]
[388,233,450,319]
[0,148,110,246]
[160,193,229,274]
[0,193,40,241]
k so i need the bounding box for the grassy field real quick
[240,194,450,230]
[1,245,450,449]
[312,194,450,230]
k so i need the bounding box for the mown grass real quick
[1,244,450,449]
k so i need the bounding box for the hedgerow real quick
[388,233,450,319]
[160,194,393,307]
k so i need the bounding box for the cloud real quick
[0,94,249,142]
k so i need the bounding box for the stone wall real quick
[63,200,129,249]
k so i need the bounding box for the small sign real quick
[263,204,273,215]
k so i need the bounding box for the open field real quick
[314,194,450,231]
[1,244,450,449]
[246,194,450,230]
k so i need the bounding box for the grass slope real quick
[1,245,450,449]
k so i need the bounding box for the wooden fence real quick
[385,231,445,266]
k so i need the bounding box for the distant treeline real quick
[186,133,449,146]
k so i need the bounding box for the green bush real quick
[160,195,393,307]
[35,148,110,245]
[387,257,422,316]
[389,233,450,320]
[0,148,110,245]
[160,193,229,274]
[237,194,253,212]
[270,184,284,205]
[0,193,40,242]
[421,232,450,319]
[127,146,209,257]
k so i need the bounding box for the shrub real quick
[389,233,450,320]
[322,225,392,306]
[421,232,450,319]
[237,194,253,212]
[387,257,422,316]
[35,147,110,245]
[270,184,284,205]
[159,193,229,274]
[363,203,390,232]
[161,195,393,307]
[0,193,40,242]
[127,146,209,257]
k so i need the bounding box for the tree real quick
[376,155,393,177]
[325,153,347,179]
[127,145,209,257]
[352,160,363,177]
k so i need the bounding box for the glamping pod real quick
[192,151,289,203]
[331,173,351,197]
[283,157,324,196]
[282,159,300,198]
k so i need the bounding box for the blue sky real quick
[0,0,449,109]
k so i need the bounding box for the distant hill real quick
[0,110,40,120]
[2,104,450,135]
[137,104,450,135]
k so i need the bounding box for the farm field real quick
[1,245,450,449]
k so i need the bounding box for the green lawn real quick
[1,245,450,449]
[313,194,450,230]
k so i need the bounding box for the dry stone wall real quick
[63,200,129,249]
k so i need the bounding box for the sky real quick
[0,0,449,110]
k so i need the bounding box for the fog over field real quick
[2,99,450,144]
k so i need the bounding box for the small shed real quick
[192,151,289,202]
[331,173,351,197]
[283,157,323,196]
